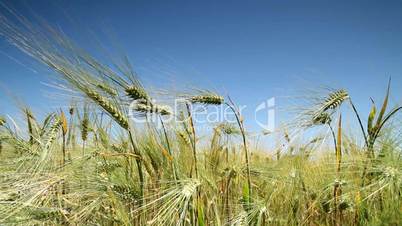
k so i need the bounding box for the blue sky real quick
[0,0,401,133]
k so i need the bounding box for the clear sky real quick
[0,0,401,132]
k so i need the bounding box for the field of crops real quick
[0,7,401,226]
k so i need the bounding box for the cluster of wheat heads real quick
[0,11,401,226]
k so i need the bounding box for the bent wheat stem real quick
[226,96,251,200]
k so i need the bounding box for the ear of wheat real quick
[153,104,171,116]
[81,114,89,142]
[321,89,349,112]
[217,122,240,135]
[97,83,118,96]
[125,85,149,101]
[189,91,224,105]
[176,130,191,146]
[25,109,36,145]
[367,100,377,135]
[98,127,109,149]
[308,89,349,127]
[312,112,332,125]
[40,117,61,162]
[44,118,61,149]
[133,103,171,116]
[86,89,129,129]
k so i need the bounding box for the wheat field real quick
[0,7,401,226]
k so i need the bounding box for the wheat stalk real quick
[0,117,5,154]
[60,111,68,165]
[226,96,252,203]
[333,114,343,225]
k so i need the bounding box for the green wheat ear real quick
[97,83,118,96]
[321,89,349,112]
[125,85,149,101]
[81,117,89,142]
[86,88,129,129]
[189,92,224,105]
[133,103,171,116]
[310,89,349,125]
[176,130,191,146]
[40,117,61,161]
